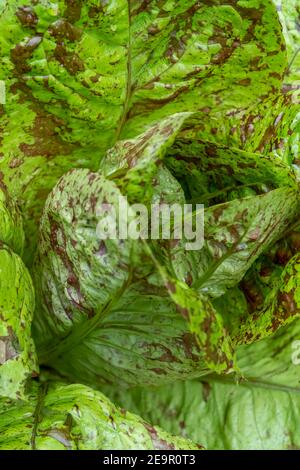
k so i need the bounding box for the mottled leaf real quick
[0,0,287,260]
[102,317,300,450]
[33,168,215,387]
[33,107,300,387]
[101,112,192,204]
[165,136,297,204]
[178,93,300,161]
[154,266,235,373]
[168,187,300,297]
[235,252,300,344]
[0,186,24,255]
[0,381,200,450]
[33,161,238,385]
[0,245,38,399]
[274,0,300,89]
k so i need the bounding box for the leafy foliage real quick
[0,0,300,450]
[0,188,37,399]
[103,318,300,449]
[0,0,287,261]
[0,381,200,450]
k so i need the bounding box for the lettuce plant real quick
[0,0,300,450]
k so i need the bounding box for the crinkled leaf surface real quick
[33,115,191,345]
[103,317,300,450]
[211,237,300,345]
[177,92,300,169]
[0,381,200,450]
[0,187,24,256]
[33,166,233,387]
[233,252,300,344]
[169,187,300,297]
[1,1,300,450]
[0,245,37,399]
[103,121,300,303]
[101,112,192,204]
[0,0,287,260]
[232,93,300,164]
[165,137,297,202]
[0,187,37,399]
[154,267,235,373]
[32,116,245,385]
[33,111,300,388]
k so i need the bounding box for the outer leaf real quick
[0,381,200,450]
[228,94,300,164]
[33,115,189,346]
[0,187,37,399]
[103,318,300,450]
[0,245,38,399]
[0,187,24,255]
[274,0,300,88]
[33,164,236,386]
[0,0,287,260]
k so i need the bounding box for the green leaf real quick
[165,137,297,203]
[0,245,38,399]
[169,187,300,297]
[0,188,37,399]
[0,380,200,450]
[155,267,235,373]
[213,232,300,342]
[0,187,24,256]
[32,109,300,387]
[33,116,247,385]
[1,1,300,449]
[102,318,300,450]
[101,112,192,204]
[235,252,300,344]
[0,0,287,261]
[232,94,300,165]
[179,94,300,163]
[274,0,300,89]
[33,165,233,386]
